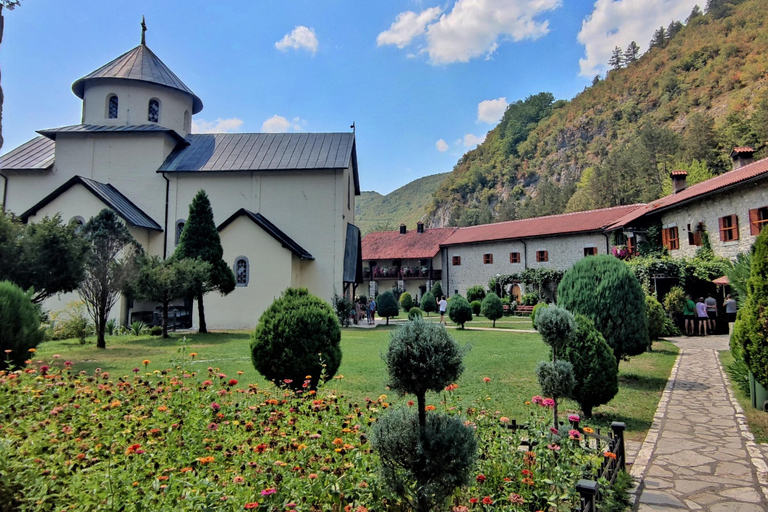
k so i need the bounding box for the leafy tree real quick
[732,229,768,386]
[646,295,667,345]
[706,0,734,19]
[481,292,503,327]
[250,288,341,390]
[0,280,43,369]
[686,4,703,23]
[129,256,210,338]
[448,295,472,329]
[563,314,619,417]
[649,26,666,49]
[557,255,649,365]
[608,46,624,70]
[377,290,399,325]
[399,291,413,312]
[623,41,640,64]
[727,252,752,306]
[79,209,140,349]
[751,89,768,147]
[531,302,549,329]
[465,284,486,303]
[470,300,482,316]
[430,281,443,300]
[661,160,714,195]
[174,190,235,333]
[421,291,436,316]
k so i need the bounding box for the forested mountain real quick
[426,0,768,227]
[355,172,449,235]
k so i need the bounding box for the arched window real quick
[107,95,118,119]
[148,99,160,123]
[184,110,191,132]
[175,220,186,245]
[234,256,249,287]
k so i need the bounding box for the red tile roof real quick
[440,204,644,246]
[362,227,458,260]
[732,146,755,154]
[607,155,768,230]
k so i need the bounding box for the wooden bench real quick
[515,305,535,316]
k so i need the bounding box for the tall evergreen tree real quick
[623,41,640,64]
[608,46,624,70]
[665,20,684,41]
[649,26,666,49]
[174,190,235,333]
[684,112,723,172]
[686,5,703,23]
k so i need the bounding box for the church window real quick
[148,99,160,123]
[234,256,249,287]
[107,95,118,119]
[175,220,185,246]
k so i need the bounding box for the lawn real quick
[33,326,677,441]
[720,351,768,443]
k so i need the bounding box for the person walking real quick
[704,293,718,334]
[724,294,738,334]
[695,297,708,336]
[438,296,448,325]
[683,294,696,336]
[368,298,376,325]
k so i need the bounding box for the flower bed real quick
[0,357,623,511]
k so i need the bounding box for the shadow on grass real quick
[128,332,251,347]
[646,348,679,357]
[618,373,669,390]
[589,411,653,435]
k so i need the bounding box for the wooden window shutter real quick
[750,209,760,236]
[719,216,726,242]
[662,228,669,249]
[732,214,740,240]
[693,231,702,246]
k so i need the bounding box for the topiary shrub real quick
[466,285,486,303]
[557,255,648,364]
[377,291,400,325]
[733,228,768,387]
[421,291,436,316]
[646,295,666,344]
[430,282,443,300]
[534,306,576,427]
[563,314,619,418]
[531,302,548,329]
[250,288,341,390]
[149,325,163,336]
[0,281,44,369]
[407,307,423,321]
[399,292,414,312]
[448,295,473,329]
[470,300,482,316]
[481,293,503,327]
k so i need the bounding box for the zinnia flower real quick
[542,398,555,408]
[233,476,245,484]
[211,402,221,412]
[260,488,277,496]
[425,405,436,411]
[547,443,560,451]
[531,395,544,405]
[189,353,197,358]
[483,377,491,383]
[228,379,238,386]
[509,493,525,504]
[244,503,259,509]
[476,474,486,482]
[568,414,580,422]
[583,427,594,434]
[569,429,581,440]
[142,360,150,366]
[604,451,617,460]
[482,497,493,505]
[207,422,218,431]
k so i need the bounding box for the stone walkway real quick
[634,335,768,511]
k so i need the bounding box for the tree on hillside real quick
[649,26,666,49]
[684,112,723,173]
[608,46,624,70]
[706,0,734,19]
[665,20,684,41]
[174,190,235,333]
[623,42,640,64]
[129,255,210,338]
[687,4,703,23]
[751,89,768,147]
[79,209,140,349]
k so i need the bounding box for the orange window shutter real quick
[719,216,726,242]
[750,209,759,236]
[662,228,669,249]
[733,214,739,240]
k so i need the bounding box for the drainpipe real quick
[0,173,7,213]
[163,173,170,259]
[521,240,528,269]
[603,233,610,255]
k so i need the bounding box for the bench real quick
[515,305,535,316]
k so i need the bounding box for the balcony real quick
[365,266,441,281]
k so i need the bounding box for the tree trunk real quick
[553,396,559,430]
[97,292,107,349]
[197,291,207,333]
[416,392,427,440]
[493,319,496,328]
[162,300,169,339]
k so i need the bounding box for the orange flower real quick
[142,360,150,366]
[604,451,617,460]
[180,467,194,473]
[583,427,594,434]
[28,348,37,353]
[332,438,344,445]
[76,453,85,460]
[197,456,215,464]
[157,476,169,481]
[157,406,168,412]
[189,353,197,358]
[425,405,436,411]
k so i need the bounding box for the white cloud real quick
[436,139,449,152]
[275,26,319,54]
[261,115,305,133]
[463,133,486,147]
[477,97,508,123]
[577,0,700,76]
[191,117,244,134]
[377,7,443,48]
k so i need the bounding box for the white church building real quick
[0,32,362,330]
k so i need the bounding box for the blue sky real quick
[2,0,700,194]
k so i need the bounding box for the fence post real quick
[576,479,599,512]
[611,421,626,471]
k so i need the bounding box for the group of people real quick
[351,297,377,325]
[682,292,737,336]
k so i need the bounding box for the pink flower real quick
[568,414,580,422]
[211,402,221,412]
[547,443,560,451]
[550,427,559,434]
[531,395,544,405]
[542,398,555,408]
[569,429,581,440]
[39,365,49,375]
[260,488,277,496]
[207,422,219,431]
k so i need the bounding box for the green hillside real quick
[355,172,449,234]
[426,0,768,227]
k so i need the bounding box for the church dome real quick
[71,43,203,114]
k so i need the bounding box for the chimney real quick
[417,221,424,233]
[399,223,406,235]
[671,170,688,194]
[730,146,755,170]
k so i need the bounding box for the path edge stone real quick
[628,346,683,510]
[713,347,768,504]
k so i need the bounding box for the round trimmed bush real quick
[470,300,482,316]
[466,285,486,303]
[481,293,503,327]
[399,292,413,312]
[531,302,548,329]
[535,305,575,358]
[377,291,400,325]
[563,314,619,417]
[250,288,341,390]
[421,291,436,316]
[407,307,423,321]
[557,255,648,362]
[448,295,473,329]
[0,281,44,369]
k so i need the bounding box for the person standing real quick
[695,297,708,336]
[439,296,448,325]
[704,293,718,334]
[354,299,361,326]
[724,294,738,334]
[683,294,696,336]
[368,297,376,325]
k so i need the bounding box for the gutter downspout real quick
[1,173,7,213]
[603,233,610,255]
[521,240,528,269]
[163,173,170,259]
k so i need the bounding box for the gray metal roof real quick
[20,175,162,231]
[0,136,55,170]
[159,132,356,174]
[37,124,187,145]
[218,208,314,260]
[71,44,203,114]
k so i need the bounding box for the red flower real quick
[469,498,478,504]
[482,497,493,505]
[228,379,238,386]
[521,469,532,476]
[244,503,259,509]
[476,474,486,483]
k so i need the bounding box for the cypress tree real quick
[377,290,399,325]
[421,291,436,316]
[448,295,472,329]
[481,292,503,327]
[174,190,235,333]
[430,281,443,300]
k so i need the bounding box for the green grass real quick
[720,351,768,443]
[33,329,677,441]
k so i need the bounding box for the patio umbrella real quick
[713,276,729,285]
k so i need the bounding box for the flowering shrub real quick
[0,359,624,511]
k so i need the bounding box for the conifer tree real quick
[608,46,624,70]
[377,290,399,325]
[174,190,235,333]
[649,26,666,49]
[623,41,640,64]
[665,20,683,41]
[421,291,436,316]
[686,4,703,23]
[481,293,503,327]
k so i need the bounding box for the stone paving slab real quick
[633,335,768,511]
